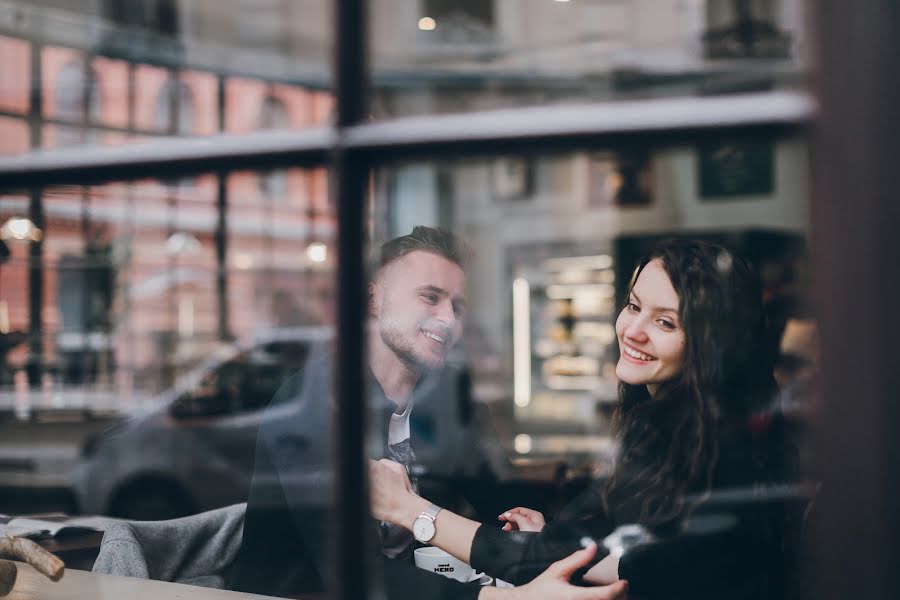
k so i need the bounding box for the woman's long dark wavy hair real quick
[604,239,777,526]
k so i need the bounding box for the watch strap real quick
[419,503,442,522]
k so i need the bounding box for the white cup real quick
[413,547,475,583]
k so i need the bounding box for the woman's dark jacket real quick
[470,417,807,600]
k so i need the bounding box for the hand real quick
[498,507,546,532]
[368,458,417,523]
[583,552,620,586]
[503,543,628,600]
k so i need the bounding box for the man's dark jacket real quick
[226,352,481,600]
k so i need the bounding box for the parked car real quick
[73,328,511,520]
[73,327,332,520]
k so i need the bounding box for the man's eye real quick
[421,294,438,304]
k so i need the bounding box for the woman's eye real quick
[658,320,676,330]
[627,302,640,312]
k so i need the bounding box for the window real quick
[419,0,497,48]
[154,77,193,135]
[257,95,289,200]
[54,60,101,147]
[104,0,180,36]
[0,3,894,600]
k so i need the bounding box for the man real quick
[228,226,627,600]
[227,226,477,597]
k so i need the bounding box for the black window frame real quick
[1,3,897,600]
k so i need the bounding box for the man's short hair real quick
[377,226,472,271]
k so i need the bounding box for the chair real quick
[92,503,245,589]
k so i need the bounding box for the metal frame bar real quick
[0,91,812,188]
[810,2,900,599]
[25,36,44,386]
[332,2,369,600]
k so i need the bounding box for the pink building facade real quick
[0,33,336,398]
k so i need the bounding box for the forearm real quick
[478,586,517,599]
[387,493,481,564]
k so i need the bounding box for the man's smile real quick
[420,329,447,345]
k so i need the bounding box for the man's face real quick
[371,251,467,373]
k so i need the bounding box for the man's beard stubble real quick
[378,317,446,374]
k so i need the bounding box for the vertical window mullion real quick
[332,2,370,600]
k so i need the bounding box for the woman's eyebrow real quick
[632,290,678,314]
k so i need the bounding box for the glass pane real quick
[0,170,337,599]
[370,0,808,118]
[365,133,814,597]
[0,1,332,158]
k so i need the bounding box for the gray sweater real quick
[92,503,245,589]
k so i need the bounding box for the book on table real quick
[0,515,110,540]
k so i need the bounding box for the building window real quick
[104,0,179,36]
[257,95,289,200]
[154,77,193,135]
[705,0,791,59]
[55,60,101,146]
[155,77,194,187]
[420,0,497,47]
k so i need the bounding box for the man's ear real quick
[368,281,381,317]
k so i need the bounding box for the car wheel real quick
[109,477,195,521]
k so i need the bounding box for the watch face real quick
[413,517,435,542]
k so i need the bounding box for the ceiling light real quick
[306,242,327,263]
[1,217,42,242]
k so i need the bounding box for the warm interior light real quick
[1,217,43,242]
[306,242,327,263]
[514,434,533,454]
[418,16,436,31]
[233,253,254,270]
[0,300,9,334]
[513,277,531,408]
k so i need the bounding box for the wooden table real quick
[4,561,284,600]
[36,531,104,571]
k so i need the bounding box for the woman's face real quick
[615,259,686,394]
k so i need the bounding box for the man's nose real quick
[433,299,456,324]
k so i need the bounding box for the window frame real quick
[11,2,894,600]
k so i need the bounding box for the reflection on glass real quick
[363,140,813,598]
[0,1,332,158]
[0,167,334,409]
[371,0,808,118]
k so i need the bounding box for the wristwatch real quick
[412,503,442,543]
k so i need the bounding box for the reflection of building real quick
[0,0,808,408]
[0,1,336,394]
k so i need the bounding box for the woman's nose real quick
[623,317,648,342]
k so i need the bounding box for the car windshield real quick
[172,341,311,418]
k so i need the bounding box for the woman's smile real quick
[621,344,656,362]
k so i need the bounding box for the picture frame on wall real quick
[587,150,653,207]
[698,139,775,199]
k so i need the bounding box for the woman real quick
[370,240,800,600]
